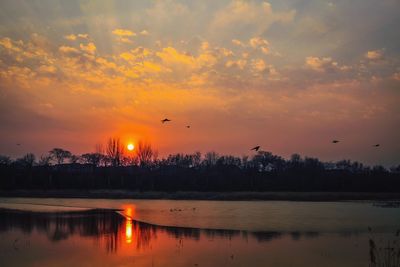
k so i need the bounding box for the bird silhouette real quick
[16,143,21,146]
[332,140,339,143]
[186,125,190,128]
[161,118,171,123]
[251,146,260,151]
[373,144,380,147]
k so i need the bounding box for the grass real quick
[369,228,400,267]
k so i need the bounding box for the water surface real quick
[0,198,398,267]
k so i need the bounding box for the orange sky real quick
[0,0,399,166]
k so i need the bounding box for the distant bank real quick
[1,190,400,201]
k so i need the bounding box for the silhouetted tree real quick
[241,155,250,169]
[335,159,352,171]
[304,157,324,170]
[192,152,202,167]
[81,153,103,167]
[49,148,72,164]
[136,141,156,167]
[372,165,386,173]
[290,153,302,165]
[95,143,104,154]
[16,153,36,168]
[38,154,52,166]
[252,151,284,172]
[203,152,219,167]
[70,154,80,163]
[0,155,12,165]
[390,165,400,174]
[217,155,241,166]
[106,138,124,167]
[0,144,399,192]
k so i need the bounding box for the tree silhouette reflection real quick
[0,208,320,253]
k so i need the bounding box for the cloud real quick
[59,46,80,55]
[64,34,89,41]
[305,56,346,72]
[77,34,89,39]
[209,1,296,39]
[232,37,270,55]
[112,29,137,44]
[119,37,134,44]
[226,59,247,70]
[119,47,152,63]
[156,46,195,67]
[64,34,77,41]
[0,37,23,52]
[251,59,267,72]
[120,52,136,62]
[146,1,189,22]
[249,37,270,55]
[232,39,245,47]
[365,49,384,60]
[249,37,269,48]
[112,29,136,37]
[80,42,96,55]
[37,65,57,74]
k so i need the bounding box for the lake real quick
[0,198,399,267]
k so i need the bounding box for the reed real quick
[369,228,400,267]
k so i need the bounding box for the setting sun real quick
[127,143,135,151]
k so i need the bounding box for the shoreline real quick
[1,190,400,201]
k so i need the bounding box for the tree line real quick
[0,137,399,192]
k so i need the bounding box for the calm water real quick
[0,198,399,267]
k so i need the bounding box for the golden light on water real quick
[124,206,135,244]
[125,206,135,218]
[125,219,132,244]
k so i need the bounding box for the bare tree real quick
[38,154,52,166]
[106,137,124,167]
[192,152,202,167]
[49,148,72,164]
[136,141,156,166]
[70,154,80,163]
[203,151,219,166]
[81,153,103,167]
[95,143,104,154]
[17,153,36,167]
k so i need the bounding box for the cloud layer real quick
[0,0,399,166]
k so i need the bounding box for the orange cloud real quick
[80,42,96,55]
[0,37,23,52]
[157,47,195,66]
[305,56,345,72]
[365,49,384,60]
[64,34,77,41]
[112,29,136,37]
[59,46,80,55]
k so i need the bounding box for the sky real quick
[0,0,399,166]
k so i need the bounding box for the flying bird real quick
[161,118,171,123]
[373,144,380,147]
[16,143,21,146]
[186,125,190,128]
[251,146,260,151]
[332,140,339,143]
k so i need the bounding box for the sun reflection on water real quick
[125,219,132,244]
[123,206,136,244]
[124,206,135,219]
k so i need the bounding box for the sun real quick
[127,143,135,151]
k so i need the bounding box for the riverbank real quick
[1,190,400,201]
